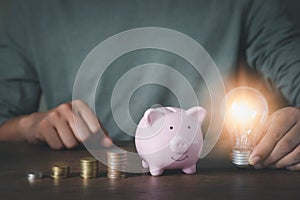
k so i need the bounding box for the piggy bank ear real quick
[144,108,165,126]
[186,106,206,123]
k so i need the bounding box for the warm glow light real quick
[224,87,268,134]
[224,87,269,167]
[229,101,257,126]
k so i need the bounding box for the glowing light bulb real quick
[224,87,268,168]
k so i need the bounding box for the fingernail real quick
[254,163,263,169]
[249,156,261,165]
[287,166,294,171]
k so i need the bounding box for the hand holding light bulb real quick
[249,106,300,170]
[225,87,300,170]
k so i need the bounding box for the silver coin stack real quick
[27,171,43,181]
[107,150,127,179]
[232,148,251,168]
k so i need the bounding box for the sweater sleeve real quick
[244,0,300,107]
[0,1,41,126]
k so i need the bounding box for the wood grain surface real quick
[0,139,299,200]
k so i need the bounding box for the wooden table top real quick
[0,140,299,200]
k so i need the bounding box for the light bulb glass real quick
[224,87,268,167]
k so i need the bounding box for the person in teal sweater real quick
[0,0,299,170]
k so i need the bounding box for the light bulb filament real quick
[230,101,256,125]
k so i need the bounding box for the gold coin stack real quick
[107,150,127,179]
[80,157,98,179]
[51,163,70,179]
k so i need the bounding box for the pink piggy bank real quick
[135,106,206,176]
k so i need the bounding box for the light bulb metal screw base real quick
[232,148,251,168]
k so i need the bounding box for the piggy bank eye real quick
[188,125,191,129]
[169,126,174,130]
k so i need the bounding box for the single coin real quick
[27,171,43,180]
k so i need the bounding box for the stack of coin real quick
[80,157,98,179]
[51,163,70,179]
[107,150,127,179]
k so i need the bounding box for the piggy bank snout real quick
[170,137,190,154]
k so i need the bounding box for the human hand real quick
[18,100,111,150]
[249,107,300,170]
